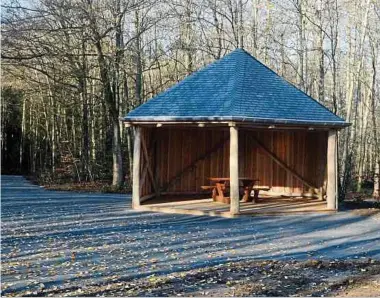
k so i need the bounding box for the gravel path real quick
[1,175,380,295]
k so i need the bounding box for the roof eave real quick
[122,116,350,129]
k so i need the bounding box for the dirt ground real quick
[2,176,380,297]
[10,259,379,297]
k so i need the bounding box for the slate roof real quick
[124,49,348,127]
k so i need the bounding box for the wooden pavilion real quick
[123,49,349,217]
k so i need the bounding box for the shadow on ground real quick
[1,175,379,295]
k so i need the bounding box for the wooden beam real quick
[132,127,141,208]
[125,121,231,126]
[327,130,338,210]
[250,135,318,190]
[139,133,157,193]
[317,187,324,201]
[230,125,240,215]
[140,193,155,203]
[140,163,148,193]
[140,132,158,196]
[124,121,346,130]
[160,191,208,195]
[161,136,229,192]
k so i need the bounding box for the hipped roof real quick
[124,49,348,128]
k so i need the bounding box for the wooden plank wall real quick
[239,130,327,195]
[140,127,327,197]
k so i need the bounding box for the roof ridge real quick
[233,50,249,118]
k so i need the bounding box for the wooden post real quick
[229,124,240,215]
[317,187,324,201]
[132,126,141,209]
[327,130,338,210]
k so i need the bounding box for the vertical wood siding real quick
[140,127,327,196]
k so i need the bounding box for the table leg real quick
[215,182,225,202]
[252,189,259,203]
[241,186,250,202]
[212,187,217,201]
[241,180,256,203]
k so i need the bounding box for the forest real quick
[1,0,379,199]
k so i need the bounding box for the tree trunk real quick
[126,127,134,184]
[239,0,244,48]
[213,0,222,59]
[251,0,258,56]
[341,0,370,196]
[184,0,193,73]
[112,117,123,186]
[135,10,143,106]
[370,41,379,198]
[80,79,90,180]
[90,78,96,162]
[318,21,325,103]
[374,162,380,198]
[20,96,26,170]
[297,0,305,90]
[93,38,123,187]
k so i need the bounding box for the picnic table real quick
[202,177,261,204]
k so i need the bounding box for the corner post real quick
[229,123,240,215]
[132,126,141,209]
[327,130,338,210]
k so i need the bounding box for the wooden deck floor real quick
[137,195,334,218]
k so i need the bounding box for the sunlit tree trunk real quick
[297,0,305,90]
[370,40,379,198]
[20,96,26,170]
[341,0,371,197]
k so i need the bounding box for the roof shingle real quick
[124,49,347,127]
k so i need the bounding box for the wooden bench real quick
[202,184,269,204]
[250,186,270,203]
[201,186,215,190]
[201,185,216,201]
[201,184,228,202]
